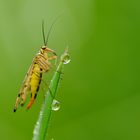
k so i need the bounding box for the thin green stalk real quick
[33,48,70,140]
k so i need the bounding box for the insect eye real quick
[41,46,46,50]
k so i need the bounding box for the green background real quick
[0,0,140,139]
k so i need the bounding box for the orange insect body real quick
[14,20,58,112]
[14,46,57,112]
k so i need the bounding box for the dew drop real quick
[63,53,71,64]
[33,110,43,138]
[33,121,40,136]
[61,51,71,65]
[52,99,60,111]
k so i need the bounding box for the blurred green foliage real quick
[0,0,140,140]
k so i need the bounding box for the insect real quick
[13,21,57,112]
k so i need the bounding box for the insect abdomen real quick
[27,64,42,109]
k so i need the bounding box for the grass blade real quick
[33,48,70,140]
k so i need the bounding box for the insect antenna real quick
[45,16,61,46]
[42,20,46,46]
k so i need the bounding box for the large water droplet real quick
[52,99,60,111]
[63,53,71,64]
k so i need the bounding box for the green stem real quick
[32,49,69,140]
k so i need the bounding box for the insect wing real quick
[14,60,35,112]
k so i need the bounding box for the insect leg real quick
[36,57,51,72]
[40,78,55,99]
[48,55,57,65]
[37,60,50,72]
[48,55,57,60]
[46,48,57,55]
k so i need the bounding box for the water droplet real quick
[63,53,71,64]
[33,121,40,136]
[52,99,60,111]
[33,110,43,138]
